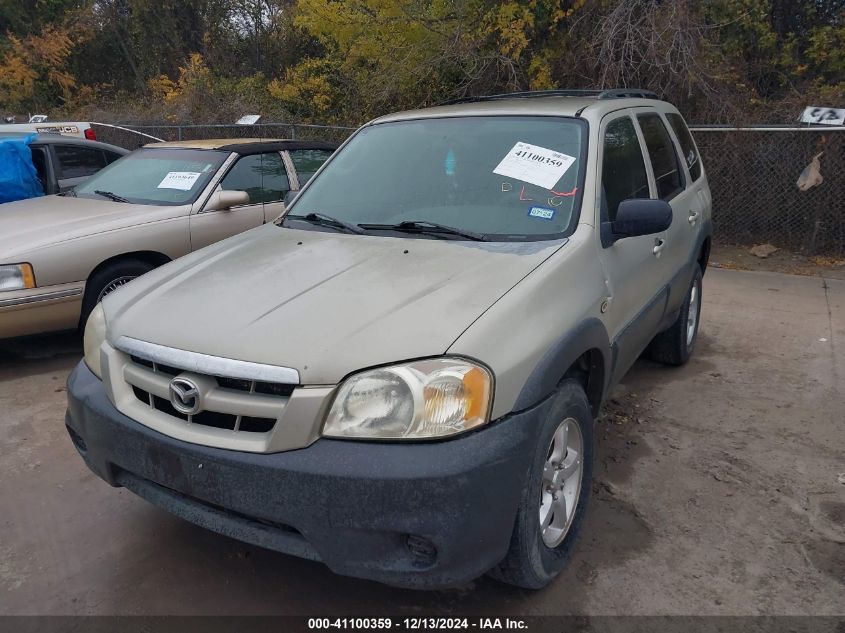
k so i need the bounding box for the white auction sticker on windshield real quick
[157,171,202,190]
[493,142,576,190]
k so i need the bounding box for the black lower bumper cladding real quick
[65,361,549,589]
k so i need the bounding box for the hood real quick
[105,224,567,384]
[0,195,185,259]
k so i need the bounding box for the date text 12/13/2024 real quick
[307,618,528,630]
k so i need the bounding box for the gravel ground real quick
[0,267,843,616]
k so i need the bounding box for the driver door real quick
[190,152,287,251]
[596,112,669,384]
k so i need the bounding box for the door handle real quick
[688,210,700,225]
[653,238,666,257]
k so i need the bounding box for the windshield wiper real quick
[285,212,365,234]
[94,190,130,203]
[58,189,77,197]
[358,220,487,242]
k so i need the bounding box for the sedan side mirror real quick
[205,190,250,211]
[602,198,673,246]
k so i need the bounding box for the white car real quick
[0,120,97,140]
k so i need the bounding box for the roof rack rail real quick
[597,88,659,100]
[440,88,658,106]
[441,90,603,106]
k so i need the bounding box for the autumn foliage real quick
[0,0,843,124]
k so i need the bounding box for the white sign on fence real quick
[800,106,845,126]
[236,114,261,125]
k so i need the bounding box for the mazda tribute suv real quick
[66,89,712,589]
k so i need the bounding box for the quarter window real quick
[666,113,702,182]
[220,152,290,204]
[601,117,650,221]
[289,149,333,186]
[54,145,107,179]
[637,113,685,200]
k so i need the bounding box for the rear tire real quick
[79,259,154,329]
[648,265,703,366]
[490,379,594,589]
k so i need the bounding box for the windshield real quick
[75,148,228,206]
[284,116,586,240]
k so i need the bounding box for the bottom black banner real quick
[0,616,843,633]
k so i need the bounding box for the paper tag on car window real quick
[157,171,202,190]
[493,142,576,190]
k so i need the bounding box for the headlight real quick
[83,303,107,379]
[323,358,493,440]
[0,263,35,291]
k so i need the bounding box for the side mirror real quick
[283,189,298,206]
[602,198,673,246]
[205,190,250,211]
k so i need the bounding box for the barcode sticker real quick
[158,171,202,190]
[493,142,576,189]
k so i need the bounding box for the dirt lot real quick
[1,267,843,616]
[711,243,845,280]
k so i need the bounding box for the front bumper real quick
[66,361,548,589]
[0,281,84,339]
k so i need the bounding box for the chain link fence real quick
[691,126,844,257]
[92,122,845,257]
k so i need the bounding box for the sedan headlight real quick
[83,303,107,379]
[0,263,36,291]
[323,358,493,440]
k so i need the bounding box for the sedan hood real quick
[0,195,182,258]
[105,224,566,384]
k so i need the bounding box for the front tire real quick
[79,259,154,329]
[648,265,703,366]
[491,379,594,589]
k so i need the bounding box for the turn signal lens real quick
[0,263,36,291]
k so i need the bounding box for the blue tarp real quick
[0,133,44,203]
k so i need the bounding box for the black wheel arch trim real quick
[513,317,611,417]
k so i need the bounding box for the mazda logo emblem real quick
[169,377,201,415]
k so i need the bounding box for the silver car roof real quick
[371,95,676,125]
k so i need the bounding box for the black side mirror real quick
[284,190,298,206]
[602,198,673,246]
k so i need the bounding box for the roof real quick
[0,132,128,153]
[145,138,339,153]
[372,92,673,125]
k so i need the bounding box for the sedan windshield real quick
[74,148,228,206]
[284,116,586,241]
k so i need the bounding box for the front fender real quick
[512,317,610,415]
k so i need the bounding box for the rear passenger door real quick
[597,112,669,383]
[190,152,288,250]
[635,110,697,314]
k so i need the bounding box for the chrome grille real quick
[123,355,292,434]
[130,355,296,398]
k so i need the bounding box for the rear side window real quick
[29,146,48,185]
[220,152,290,204]
[601,116,650,221]
[666,113,702,182]
[54,145,107,179]
[637,113,685,200]
[289,149,333,186]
